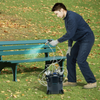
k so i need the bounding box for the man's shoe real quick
[83,82,97,89]
[63,81,77,87]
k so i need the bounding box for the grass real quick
[0,0,100,100]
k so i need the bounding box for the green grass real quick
[0,0,100,100]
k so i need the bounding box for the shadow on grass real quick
[0,64,45,77]
[0,65,45,84]
[37,83,87,94]
[77,82,86,86]
[34,85,47,94]
[20,67,44,78]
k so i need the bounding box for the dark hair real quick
[52,3,67,12]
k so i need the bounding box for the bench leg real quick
[0,55,2,73]
[0,63,4,73]
[0,62,18,81]
[0,66,4,73]
[11,63,18,82]
[45,61,51,70]
[45,60,55,70]
[58,59,65,72]
[45,59,65,72]
[0,62,11,73]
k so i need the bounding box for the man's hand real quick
[66,46,71,56]
[49,40,59,46]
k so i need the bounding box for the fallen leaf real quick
[97,44,100,47]
[6,80,10,83]
[77,79,82,82]
[26,79,28,81]
[1,91,5,93]
[13,94,17,98]
[17,79,20,82]
[22,94,24,96]
[4,30,9,33]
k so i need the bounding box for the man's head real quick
[52,3,67,18]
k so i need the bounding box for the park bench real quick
[0,39,66,81]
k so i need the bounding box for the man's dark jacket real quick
[58,10,93,46]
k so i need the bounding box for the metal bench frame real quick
[0,40,66,81]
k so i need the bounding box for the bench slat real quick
[1,56,66,63]
[0,40,47,45]
[0,48,56,55]
[0,39,66,82]
[0,44,54,50]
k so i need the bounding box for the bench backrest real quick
[0,40,55,60]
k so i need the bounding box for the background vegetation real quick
[0,0,100,100]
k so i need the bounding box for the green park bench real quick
[0,39,66,81]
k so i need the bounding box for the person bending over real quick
[49,3,97,89]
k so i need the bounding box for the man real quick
[49,3,97,89]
